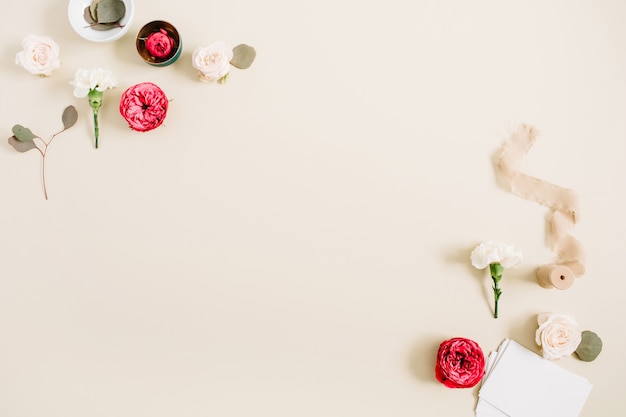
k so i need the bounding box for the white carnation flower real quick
[70,68,118,98]
[470,241,522,319]
[471,241,522,269]
[69,68,117,149]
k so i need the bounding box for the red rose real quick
[119,82,168,132]
[145,29,175,59]
[435,337,485,388]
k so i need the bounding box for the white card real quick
[476,339,592,417]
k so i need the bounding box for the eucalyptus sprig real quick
[8,105,78,200]
[83,0,126,30]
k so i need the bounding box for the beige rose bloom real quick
[16,35,60,76]
[535,313,582,360]
[192,41,233,82]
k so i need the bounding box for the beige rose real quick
[15,35,60,76]
[192,41,233,82]
[535,313,582,360]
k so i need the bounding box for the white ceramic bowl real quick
[68,0,134,43]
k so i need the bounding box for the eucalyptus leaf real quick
[575,330,602,362]
[95,0,126,24]
[84,5,122,30]
[62,105,79,130]
[12,125,37,142]
[84,6,96,24]
[231,44,256,70]
[8,136,38,153]
[90,0,103,21]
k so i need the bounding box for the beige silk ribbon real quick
[497,124,585,287]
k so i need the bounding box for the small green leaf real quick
[231,44,256,70]
[12,125,37,142]
[62,105,79,129]
[575,330,602,362]
[8,136,38,153]
[95,0,126,24]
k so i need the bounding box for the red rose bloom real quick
[145,29,175,59]
[435,337,485,388]
[119,82,168,132]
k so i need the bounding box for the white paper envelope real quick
[476,339,592,417]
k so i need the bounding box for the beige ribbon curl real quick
[497,124,585,288]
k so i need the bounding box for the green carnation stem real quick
[489,262,504,319]
[93,108,99,149]
[88,89,104,149]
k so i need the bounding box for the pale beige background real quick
[1,1,625,416]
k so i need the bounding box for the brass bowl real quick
[136,20,182,66]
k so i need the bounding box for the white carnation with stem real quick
[471,241,522,318]
[70,68,117,149]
